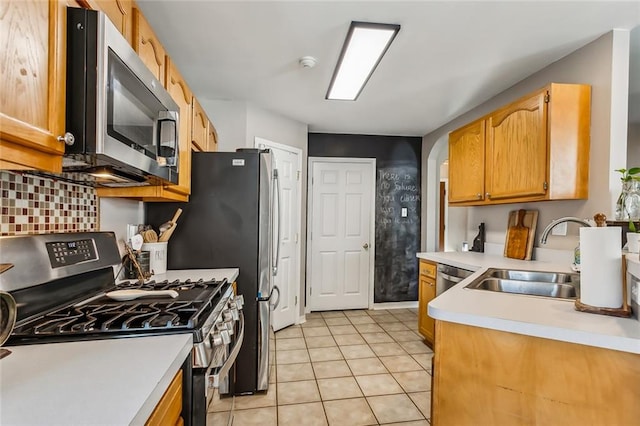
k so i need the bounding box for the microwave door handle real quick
[272,169,281,276]
[156,111,179,168]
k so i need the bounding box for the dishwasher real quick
[436,264,475,295]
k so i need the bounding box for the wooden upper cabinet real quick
[91,0,132,44]
[132,7,166,82]
[191,98,208,152]
[486,89,548,201]
[207,120,219,152]
[448,83,590,206]
[448,120,485,203]
[0,0,68,172]
[165,59,193,196]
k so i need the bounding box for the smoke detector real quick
[299,56,317,68]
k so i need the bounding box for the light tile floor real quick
[207,308,433,426]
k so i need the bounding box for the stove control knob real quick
[224,320,235,335]
[216,321,233,336]
[211,332,223,347]
[217,321,235,335]
[233,295,244,309]
[230,308,239,321]
[220,329,231,345]
[222,309,234,322]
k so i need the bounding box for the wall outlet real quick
[401,207,408,217]
[551,222,567,236]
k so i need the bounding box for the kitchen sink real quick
[464,268,580,300]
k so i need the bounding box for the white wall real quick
[629,123,640,167]
[200,100,248,152]
[422,30,631,254]
[99,198,144,253]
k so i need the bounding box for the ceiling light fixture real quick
[326,21,400,101]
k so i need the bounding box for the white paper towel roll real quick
[579,227,622,308]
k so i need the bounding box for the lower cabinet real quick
[431,321,640,426]
[146,369,183,426]
[418,259,437,346]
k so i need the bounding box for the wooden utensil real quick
[505,209,529,260]
[159,208,182,233]
[158,208,182,242]
[142,229,158,243]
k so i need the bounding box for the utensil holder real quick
[141,242,168,274]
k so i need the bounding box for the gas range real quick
[0,232,243,425]
[10,277,228,344]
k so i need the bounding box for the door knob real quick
[363,243,369,250]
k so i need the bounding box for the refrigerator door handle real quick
[272,168,282,276]
[270,285,281,310]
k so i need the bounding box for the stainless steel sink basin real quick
[464,268,580,300]
[486,269,576,284]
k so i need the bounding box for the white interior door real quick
[308,158,375,311]
[255,137,301,331]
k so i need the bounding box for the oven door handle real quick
[208,311,245,389]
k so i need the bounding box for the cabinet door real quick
[132,7,165,82]
[165,59,192,196]
[191,98,208,152]
[486,89,548,201]
[0,0,67,172]
[448,119,485,204]
[146,369,183,426]
[92,0,132,44]
[419,276,436,345]
[207,120,218,152]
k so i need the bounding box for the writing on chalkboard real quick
[375,164,420,303]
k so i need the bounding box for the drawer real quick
[420,260,437,279]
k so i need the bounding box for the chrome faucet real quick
[539,217,594,244]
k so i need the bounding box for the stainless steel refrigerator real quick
[146,149,280,395]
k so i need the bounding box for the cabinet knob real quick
[57,132,75,146]
[476,193,482,199]
[485,192,491,199]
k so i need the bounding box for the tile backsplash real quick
[0,171,97,236]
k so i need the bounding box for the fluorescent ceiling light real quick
[326,21,400,101]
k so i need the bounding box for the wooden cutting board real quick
[504,209,539,260]
[505,210,529,259]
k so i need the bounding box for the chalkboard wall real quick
[308,133,422,303]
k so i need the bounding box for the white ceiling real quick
[136,1,640,136]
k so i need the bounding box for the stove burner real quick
[11,278,229,339]
[26,301,200,335]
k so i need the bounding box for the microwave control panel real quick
[46,239,97,268]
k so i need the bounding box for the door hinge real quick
[294,232,299,243]
[543,181,548,190]
[297,170,301,181]
[544,93,550,103]
[310,287,312,295]
[295,296,298,305]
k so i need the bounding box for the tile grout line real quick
[273,309,429,425]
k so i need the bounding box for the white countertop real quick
[418,252,640,354]
[0,334,193,425]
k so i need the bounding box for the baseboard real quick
[371,301,418,310]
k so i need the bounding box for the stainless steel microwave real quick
[63,7,179,187]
